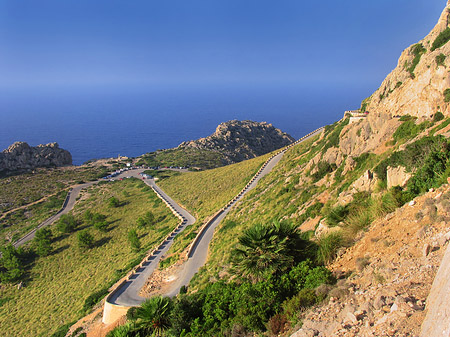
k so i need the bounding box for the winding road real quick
[9,181,98,249]
[6,127,324,318]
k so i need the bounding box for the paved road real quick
[10,181,99,249]
[108,174,196,306]
[7,126,323,306]
[164,127,324,297]
[164,150,286,297]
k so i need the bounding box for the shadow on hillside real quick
[95,236,111,248]
[52,244,70,255]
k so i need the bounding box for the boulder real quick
[387,166,412,189]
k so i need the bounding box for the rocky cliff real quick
[0,142,72,173]
[364,1,450,119]
[178,120,295,164]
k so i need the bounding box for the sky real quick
[0,0,446,92]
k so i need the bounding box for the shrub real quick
[312,161,337,182]
[56,213,77,233]
[436,53,446,67]
[316,232,344,265]
[407,148,450,195]
[444,89,450,102]
[136,211,155,227]
[431,27,450,51]
[325,204,348,227]
[0,245,25,283]
[93,220,109,232]
[128,229,141,251]
[34,227,53,257]
[433,111,445,122]
[282,289,317,323]
[392,118,429,143]
[108,196,121,208]
[322,118,350,152]
[77,230,95,249]
[304,266,335,289]
[406,43,426,78]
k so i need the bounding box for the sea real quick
[0,83,372,165]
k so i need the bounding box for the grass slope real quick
[156,154,270,265]
[0,179,177,337]
[0,166,109,245]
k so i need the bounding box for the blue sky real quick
[0,0,446,91]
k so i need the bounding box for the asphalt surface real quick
[108,173,196,306]
[11,181,98,249]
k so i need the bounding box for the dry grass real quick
[0,178,178,337]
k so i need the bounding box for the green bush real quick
[128,229,141,251]
[436,53,446,67]
[56,213,78,233]
[136,211,155,227]
[433,111,445,122]
[392,118,430,143]
[108,196,121,208]
[312,161,337,182]
[325,204,348,227]
[407,149,450,195]
[0,245,25,283]
[431,27,450,51]
[282,289,317,323]
[77,230,95,249]
[444,88,450,102]
[322,118,350,152]
[34,227,53,257]
[316,232,344,265]
[406,43,426,78]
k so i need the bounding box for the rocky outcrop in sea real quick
[0,142,72,173]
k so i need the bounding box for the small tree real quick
[137,211,155,227]
[77,230,95,249]
[108,197,120,208]
[56,213,77,233]
[128,229,141,251]
[34,227,53,257]
[93,220,109,232]
[0,245,25,283]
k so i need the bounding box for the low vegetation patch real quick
[405,43,426,78]
[136,147,224,170]
[108,224,334,337]
[436,53,446,67]
[431,27,450,51]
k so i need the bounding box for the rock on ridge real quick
[0,142,72,173]
[178,120,295,164]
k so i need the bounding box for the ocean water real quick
[0,84,371,165]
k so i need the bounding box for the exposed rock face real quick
[0,142,72,173]
[178,120,295,164]
[365,1,450,118]
[387,166,412,189]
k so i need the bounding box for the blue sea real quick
[0,83,372,165]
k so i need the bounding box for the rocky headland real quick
[0,142,72,174]
[178,119,295,164]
